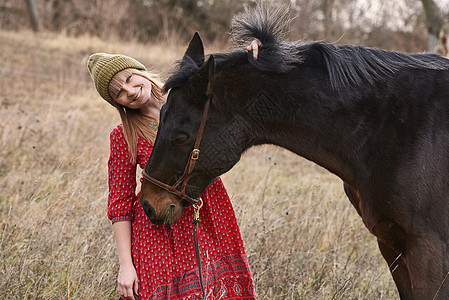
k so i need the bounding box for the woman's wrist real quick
[119,258,135,269]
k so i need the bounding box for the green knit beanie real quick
[87,53,147,105]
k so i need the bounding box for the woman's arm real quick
[108,127,137,223]
[108,127,139,299]
[113,220,139,300]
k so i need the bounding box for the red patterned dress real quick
[108,124,256,300]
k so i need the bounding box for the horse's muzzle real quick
[141,199,164,225]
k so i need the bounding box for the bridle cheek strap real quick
[141,98,211,205]
[141,97,211,300]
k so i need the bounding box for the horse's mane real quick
[163,4,296,93]
[165,4,449,93]
[232,4,449,90]
[310,42,449,90]
[163,55,199,93]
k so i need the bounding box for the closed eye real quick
[172,135,189,145]
[116,75,133,98]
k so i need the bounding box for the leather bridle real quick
[141,98,210,206]
[141,97,211,299]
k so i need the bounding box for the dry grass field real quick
[0,30,398,299]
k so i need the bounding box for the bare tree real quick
[25,0,40,32]
[419,0,449,53]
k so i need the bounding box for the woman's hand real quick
[117,263,139,300]
[246,39,261,60]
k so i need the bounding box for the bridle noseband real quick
[141,98,211,205]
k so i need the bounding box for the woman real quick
[87,44,259,300]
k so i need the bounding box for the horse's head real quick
[140,33,252,225]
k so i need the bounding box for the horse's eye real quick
[172,135,189,145]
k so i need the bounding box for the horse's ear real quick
[190,55,215,106]
[206,55,215,92]
[183,32,204,66]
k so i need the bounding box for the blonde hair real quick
[108,69,165,164]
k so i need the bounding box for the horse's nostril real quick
[141,200,159,224]
[163,203,179,226]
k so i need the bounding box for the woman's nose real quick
[122,84,135,97]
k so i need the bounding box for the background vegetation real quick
[1,0,449,299]
[3,0,449,51]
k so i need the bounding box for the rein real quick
[141,97,211,299]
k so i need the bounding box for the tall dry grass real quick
[0,30,398,299]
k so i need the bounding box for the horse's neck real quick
[252,88,374,186]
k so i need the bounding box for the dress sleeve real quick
[107,126,137,223]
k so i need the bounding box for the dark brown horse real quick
[140,6,449,299]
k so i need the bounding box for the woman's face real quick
[109,69,152,109]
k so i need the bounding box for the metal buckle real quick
[191,149,200,160]
[192,197,203,222]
